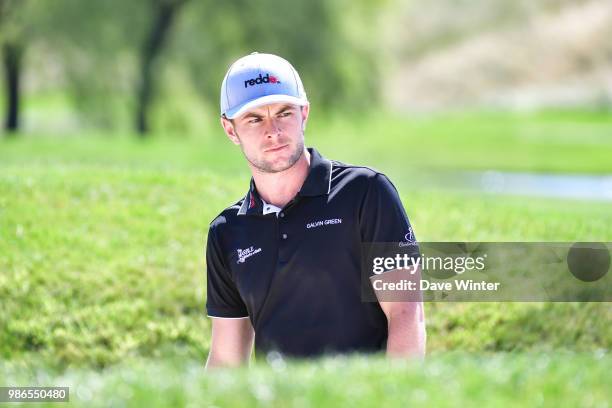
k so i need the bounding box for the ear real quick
[220,116,241,145]
[300,104,310,131]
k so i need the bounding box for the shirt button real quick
[282,233,288,240]
[279,212,285,218]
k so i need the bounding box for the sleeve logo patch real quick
[399,227,416,247]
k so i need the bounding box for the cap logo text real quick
[244,73,280,88]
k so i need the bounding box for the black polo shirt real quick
[205,147,418,357]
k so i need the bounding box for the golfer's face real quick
[231,103,308,173]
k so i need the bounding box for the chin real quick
[268,160,294,173]
[254,145,303,173]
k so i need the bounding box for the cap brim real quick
[224,94,308,119]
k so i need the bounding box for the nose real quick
[264,118,282,138]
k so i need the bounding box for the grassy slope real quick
[0,111,611,404]
[1,162,611,366]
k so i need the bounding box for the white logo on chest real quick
[306,218,342,229]
[236,246,262,264]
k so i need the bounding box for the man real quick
[205,52,425,369]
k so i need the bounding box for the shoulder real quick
[208,197,244,232]
[330,159,395,192]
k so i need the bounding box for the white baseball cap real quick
[220,52,308,119]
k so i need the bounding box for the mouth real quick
[264,144,288,153]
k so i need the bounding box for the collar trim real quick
[237,147,332,216]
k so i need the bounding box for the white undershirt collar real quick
[261,198,282,216]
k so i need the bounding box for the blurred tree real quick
[40,0,188,134]
[2,40,22,133]
[4,0,387,135]
[136,0,189,135]
[0,0,29,134]
[39,0,148,130]
[175,0,385,116]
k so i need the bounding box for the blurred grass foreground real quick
[1,0,612,406]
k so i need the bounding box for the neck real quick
[250,148,311,208]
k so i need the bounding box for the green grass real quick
[314,110,612,174]
[1,111,611,404]
[1,353,610,407]
[2,110,612,174]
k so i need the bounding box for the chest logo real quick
[237,246,262,264]
[306,218,342,229]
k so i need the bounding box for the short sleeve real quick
[359,173,420,279]
[359,173,418,245]
[205,225,249,318]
